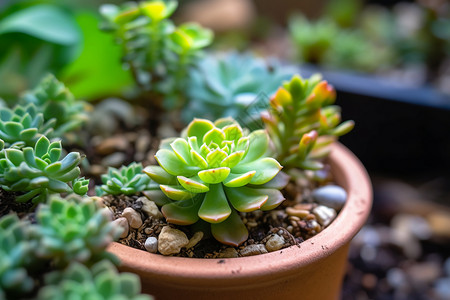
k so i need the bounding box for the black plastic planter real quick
[299,65,450,177]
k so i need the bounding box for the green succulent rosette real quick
[97,162,151,196]
[144,118,287,246]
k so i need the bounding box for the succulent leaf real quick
[210,209,248,247]
[98,162,151,196]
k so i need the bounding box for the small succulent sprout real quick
[184,52,295,126]
[170,23,214,54]
[0,135,84,203]
[37,260,152,300]
[21,74,88,137]
[0,103,55,148]
[33,195,122,267]
[144,118,287,246]
[98,162,151,196]
[72,177,90,196]
[0,215,37,299]
[263,74,354,171]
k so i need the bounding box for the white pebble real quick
[265,234,285,252]
[312,185,347,211]
[185,231,204,249]
[122,207,143,229]
[144,237,158,253]
[240,244,268,257]
[138,197,163,219]
[158,226,189,255]
[312,205,337,227]
[112,217,129,239]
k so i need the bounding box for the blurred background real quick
[0,0,449,299]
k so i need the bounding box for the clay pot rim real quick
[108,143,372,286]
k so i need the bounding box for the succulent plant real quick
[262,75,354,171]
[0,103,55,148]
[144,118,288,246]
[184,52,295,127]
[33,195,122,267]
[0,215,37,299]
[21,74,88,138]
[100,0,213,109]
[97,162,151,196]
[37,260,152,300]
[0,135,86,203]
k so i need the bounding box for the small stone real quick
[122,207,143,229]
[286,207,309,218]
[101,152,127,168]
[312,205,337,227]
[293,203,313,211]
[240,244,268,257]
[90,196,106,208]
[112,217,129,239]
[386,268,407,289]
[434,278,450,300]
[144,237,158,253]
[265,234,285,252]
[158,226,189,255]
[312,185,347,211]
[218,248,239,258]
[100,207,114,221]
[407,262,441,284]
[138,197,163,219]
[185,231,204,249]
[427,212,450,239]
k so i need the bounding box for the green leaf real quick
[254,171,290,189]
[35,136,50,158]
[240,130,269,163]
[223,124,243,142]
[142,190,172,206]
[155,149,199,176]
[161,197,202,225]
[198,184,231,223]
[186,119,214,146]
[190,149,208,169]
[0,5,81,46]
[203,128,225,146]
[6,148,24,165]
[198,167,230,184]
[211,209,248,247]
[4,122,23,137]
[220,151,244,168]
[143,165,177,185]
[177,175,209,193]
[232,158,282,185]
[170,138,191,165]
[206,149,227,168]
[160,185,195,201]
[259,189,285,210]
[224,186,268,212]
[223,171,256,187]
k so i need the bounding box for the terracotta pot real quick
[108,143,372,300]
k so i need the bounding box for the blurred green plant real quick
[33,194,122,267]
[184,52,295,127]
[0,3,81,101]
[100,0,213,110]
[262,75,354,171]
[0,103,55,148]
[37,260,152,300]
[0,215,38,299]
[21,74,89,138]
[0,135,86,203]
[97,162,151,196]
[144,117,288,246]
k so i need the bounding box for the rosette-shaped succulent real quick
[0,103,55,148]
[97,162,151,196]
[21,74,88,137]
[263,75,354,171]
[38,261,152,300]
[144,118,287,246]
[0,135,85,203]
[0,215,37,299]
[33,195,122,267]
[184,52,295,126]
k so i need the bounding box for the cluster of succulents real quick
[0,135,87,203]
[144,118,288,246]
[37,261,152,300]
[0,103,55,148]
[262,75,354,171]
[21,74,88,138]
[33,195,122,267]
[100,0,213,109]
[0,215,37,299]
[184,52,295,127]
[97,162,151,196]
